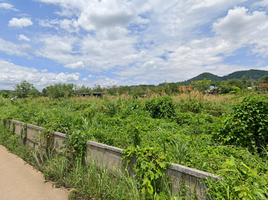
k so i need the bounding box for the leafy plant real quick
[127,124,142,147]
[207,156,268,200]
[123,147,170,199]
[145,96,175,119]
[213,97,268,154]
[65,130,88,160]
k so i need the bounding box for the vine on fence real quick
[123,147,170,199]
[64,130,88,160]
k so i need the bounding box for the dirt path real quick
[0,145,69,200]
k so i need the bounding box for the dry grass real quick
[172,90,241,104]
[66,90,243,106]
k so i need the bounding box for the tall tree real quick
[191,78,211,93]
[14,81,36,98]
[46,83,76,99]
[259,75,268,83]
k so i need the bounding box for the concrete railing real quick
[2,118,222,199]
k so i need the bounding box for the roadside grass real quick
[0,123,142,200]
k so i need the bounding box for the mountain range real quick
[170,69,268,86]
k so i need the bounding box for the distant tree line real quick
[1,74,268,99]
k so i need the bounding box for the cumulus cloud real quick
[213,7,267,44]
[0,3,18,11]
[75,0,136,31]
[36,35,78,64]
[64,61,85,69]
[97,26,128,40]
[0,59,81,90]
[8,18,33,28]
[55,72,80,82]
[123,50,147,60]
[82,78,88,81]
[18,34,30,41]
[36,0,150,31]
[88,75,94,78]
[41,69,48,72]
[143,60,157,70]
[39,19,54,28]
[9,0,268,86]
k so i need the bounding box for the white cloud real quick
[55,72,80,82]
[36,0,149,31]
[18,34,30,41]
[0,59,81,90]
[135,16,151,24]
[36,35,78,64]
[39,19,54,28]
[9,0,268,86]
[41,69,48,72]
[39,18,79,32]
[213,7,267,44]
[97,26,128,40]
[143,60,157,70]
[88,75,94,78]
[77,1,135,31]
[8,18,33,28]
[252,38,268,57]
[123,50,147,60]
[64,61,84,69]
[0,3,18,11]
[59,19,79,32]
[0,37,27,56]
[82,78,88,81]
[253,0,268,7]
[96,75,107,79]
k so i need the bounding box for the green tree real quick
[93,84,103,92]
[217,81,233,94]
[164,82,178,95]
[14,81,36,98]
[41,88,48,97]
[28,88,40,98]
[191,78,211,93]
[1,90,10,98]
[241,75,248,85]
[259,75,268,83]
[226,79,246,89]
[46,83,76,99]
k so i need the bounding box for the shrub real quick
[144,96,175,119]
[213,97,268,154]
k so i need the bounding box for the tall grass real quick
[0,122,141,199]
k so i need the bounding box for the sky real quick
[1,0,268,90]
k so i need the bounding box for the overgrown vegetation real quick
[213,96,268,154]
[0,122,141,200]
[0,89,268,199]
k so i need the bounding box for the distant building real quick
[79,92,105,98]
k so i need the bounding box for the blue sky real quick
[1,0,268,90]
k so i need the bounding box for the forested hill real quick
[170,69,268,86]
[221,69,268,81]
[185,72,222,82]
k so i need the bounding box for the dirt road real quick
[0,145,69,200]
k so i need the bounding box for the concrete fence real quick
[2,118,222,199]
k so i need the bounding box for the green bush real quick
[144,96,175,119]
[207,156,268,200]
[213,97,268,154]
